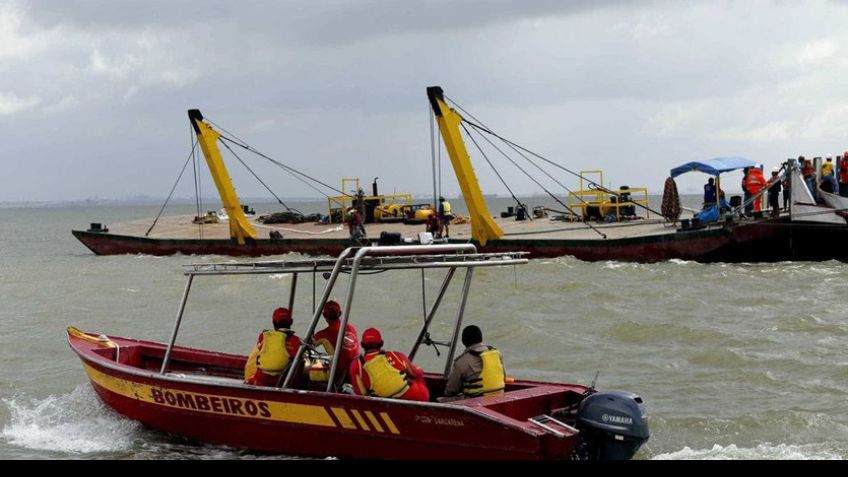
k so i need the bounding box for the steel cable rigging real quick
[146,140,198,237]
[146,116,357,237]
[459,122,527,218]
[442,97,609,238]
[445,95,663,219]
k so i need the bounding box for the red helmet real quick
[361,327,383,349]
[272,307,292,327]
[322,300,341,321]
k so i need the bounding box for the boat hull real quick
[69,333,588,460]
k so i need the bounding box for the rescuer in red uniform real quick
[244,307,302,386]
[313,300,359,389]
[349,328,430,402]
[839,152,848,197]
[745,165,767,216]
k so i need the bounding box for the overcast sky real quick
[2,0,848,202]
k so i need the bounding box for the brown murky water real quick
[1,200,846,459]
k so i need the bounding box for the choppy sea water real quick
[1,199,846,460]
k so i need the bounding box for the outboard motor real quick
[574,390,649,460]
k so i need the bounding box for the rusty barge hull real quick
[72,230,349,257]
[72,228,730,261]
[73,218,848,262]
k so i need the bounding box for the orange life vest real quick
[745,169,767,212]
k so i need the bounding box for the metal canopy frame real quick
[160,244,529,392]
[184,252,527,276]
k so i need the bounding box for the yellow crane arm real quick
[188,109,257,244]
[427,87,503,246]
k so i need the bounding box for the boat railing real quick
[286,244,528,392]
[183,251,529,276]
[162,244,529,390]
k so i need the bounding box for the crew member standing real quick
[438,196,453,239]
[767,167,782,218]
[346,208,366,243]
[703,178,717,209]
[741,168,753,217]
[822,155,838,194]
[800,156,816,201]
[745,165,767,218]
[782,161,791,210]
[840,152,848,197]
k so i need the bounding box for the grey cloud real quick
[25,0,645,45]
[3,0,848,202]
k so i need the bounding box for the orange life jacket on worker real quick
[745,168,767,212]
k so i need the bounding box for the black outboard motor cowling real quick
[574,390,649,460]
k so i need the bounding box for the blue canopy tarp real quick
[670,157,758,178]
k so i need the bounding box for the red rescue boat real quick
[68,244,649,459]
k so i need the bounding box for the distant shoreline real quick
[0,192,726,209]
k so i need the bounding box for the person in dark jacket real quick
[741,168,753,217]
[768,167,782,217]
[441,325,506,401]
[703,178,717,209]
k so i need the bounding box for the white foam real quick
[668,259,694,265]
[1,384,139,454]
[806,266,843,276]
[653,443,844,460]
[603,261,625,269]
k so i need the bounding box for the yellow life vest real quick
[441,201,452,216]
[362,352,410,398]
[463,346,505,397]
[304,355,330,383]
[256,330,292,376]
[316,337,335,356]
[823,162,835,176]
[244,343,260,381]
